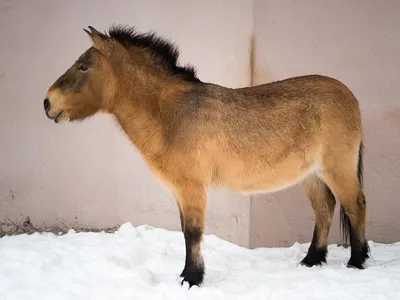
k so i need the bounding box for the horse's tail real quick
[340,141,364,246]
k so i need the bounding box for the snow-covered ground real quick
[0,223,399,300]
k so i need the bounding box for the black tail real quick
[340,141,364,246]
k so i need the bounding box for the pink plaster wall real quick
[1,0,399,249]
[250,0,400,247]
[0,0,253,246]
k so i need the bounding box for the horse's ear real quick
[84,26,111,54]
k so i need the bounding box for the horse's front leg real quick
[176,201,188,278]
[174,181,206,288]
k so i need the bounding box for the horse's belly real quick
[212,156,315,194]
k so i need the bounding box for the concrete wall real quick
[0,0,253,246]
[1,0,399,249]
[250,0,400,247]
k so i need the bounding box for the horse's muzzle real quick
[44,99,63,123]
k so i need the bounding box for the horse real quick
[43,25,369,287]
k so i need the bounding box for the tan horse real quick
[43,25,369,287]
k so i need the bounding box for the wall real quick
[1,0,399,249]
[250,0,400,247]
[0,0,253,246]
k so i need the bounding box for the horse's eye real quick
[78,64,89,72]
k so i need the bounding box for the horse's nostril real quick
[44,99,50,112]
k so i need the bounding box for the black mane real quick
[106,24,200,82]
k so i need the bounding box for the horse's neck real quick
[112,96,165,155]
[110,76,190,155]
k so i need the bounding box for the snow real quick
[0,223,400,300]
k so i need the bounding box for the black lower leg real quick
[301,227,327,267]
[175,184,206,287]
[343,198,369,269]
[179,247,188,278]
[181,226,204,288]
[179,240,189,277]
[347,225,369,269]
[178,208,188,277]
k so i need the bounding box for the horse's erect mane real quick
[106,24,201,82]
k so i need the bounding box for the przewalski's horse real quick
[43,25,369,287]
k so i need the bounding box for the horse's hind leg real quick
[345,189,368,268]
[300,175,336,267]
[319,162,369,269]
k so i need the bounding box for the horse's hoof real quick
[300,255,326,267]
[347,256,367,269]
[347,244,369,269]
[180,267,204,289]
[300,260,321,267]
[347,261,365,269]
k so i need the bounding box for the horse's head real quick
[43,26,118,123]
[44,25,200,124]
